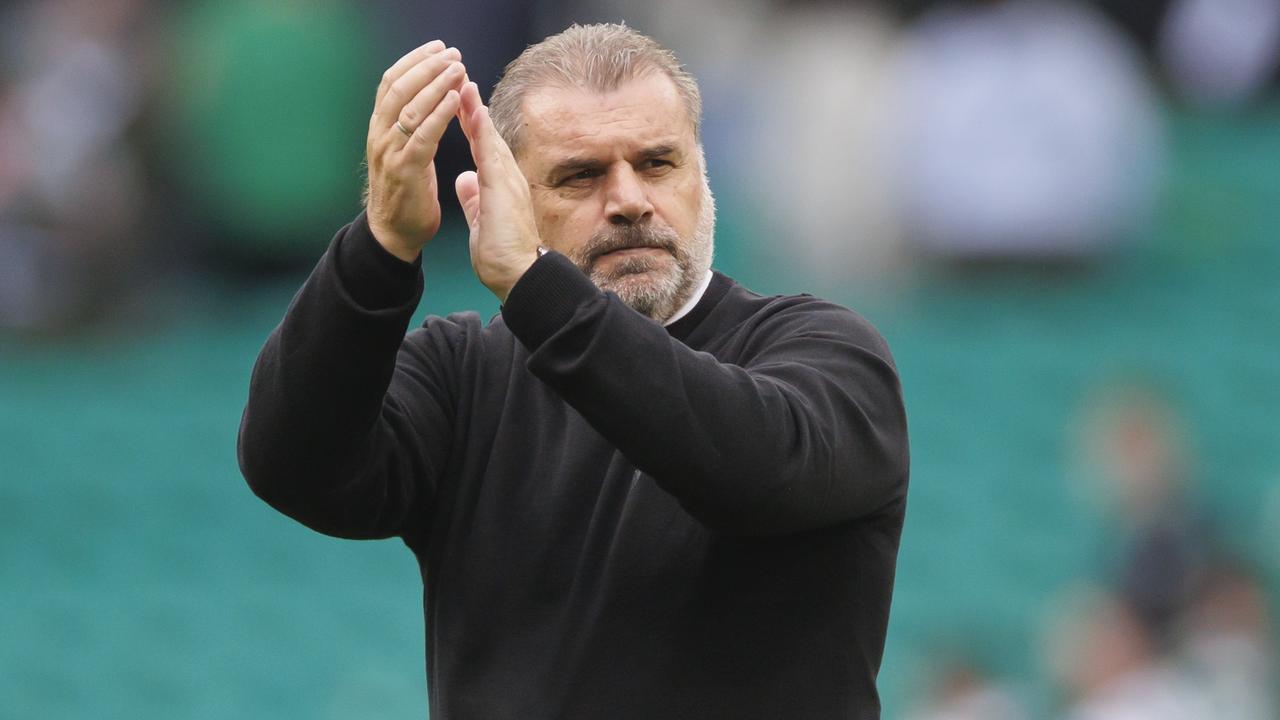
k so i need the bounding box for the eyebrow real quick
[546,143,682,181]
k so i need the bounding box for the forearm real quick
[503,254,909,536]
[237,214,426,537]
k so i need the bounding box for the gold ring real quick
[395,120,413,137]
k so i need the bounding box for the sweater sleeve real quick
[502,252,909,536]
[236,213,456,540]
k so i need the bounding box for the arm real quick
[238,40,469,539]
[503,254,909,536]
[237,214,459,539]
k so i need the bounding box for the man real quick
[238,23,909,719]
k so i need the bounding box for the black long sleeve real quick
[237,213,451,539]
[502,251,908,535]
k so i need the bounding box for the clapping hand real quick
[364,40,467,262]
[454,81,542,303]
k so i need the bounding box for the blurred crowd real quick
[3,0,1279,332]
[908,381,1277,719]
[1,0,1276,716]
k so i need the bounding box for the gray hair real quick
[489,23,702,157]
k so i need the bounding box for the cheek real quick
[660,178,704,235]
[535,204,590,254]
[537,210,562,232]
[531,198,564,240]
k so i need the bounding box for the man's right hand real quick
[365,40,467,262]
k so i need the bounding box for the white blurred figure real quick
[891,0,1165,261]
[1158,0,1280,108]
[1046,587,1213,720]
[1182,563,1277,720]
[742,2,906,286]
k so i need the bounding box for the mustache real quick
[581,223,681,264]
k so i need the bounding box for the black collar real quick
[666,271,732,342]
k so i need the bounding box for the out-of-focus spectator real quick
[0,0,156,332]
[1157,0,1280,108]
[1182,562,1277,720]
[891,0,1165,261]
[1046,587,1213,720]
[904,655,1029,720]
[742,1,906,285]
[1077,381,1216,648]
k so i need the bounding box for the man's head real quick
[489,24,715,322]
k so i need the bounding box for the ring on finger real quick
[395,120,414,138]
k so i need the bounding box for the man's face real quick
[516,73,714,322]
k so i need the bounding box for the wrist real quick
[368,219,427,263]
[493,251,540,303]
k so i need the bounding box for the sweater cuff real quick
[334,211,423,310]
[501,251,602,351]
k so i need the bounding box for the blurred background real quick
[2,0,1278,717]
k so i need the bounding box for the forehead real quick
[518,73,694,165]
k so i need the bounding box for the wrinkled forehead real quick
[516,73,696,165]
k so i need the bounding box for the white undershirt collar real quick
[663,270,714,326]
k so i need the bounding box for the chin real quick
[598,265,685,321]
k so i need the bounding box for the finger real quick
[456,81,481,147]
[455,171,480,228]
[395,62,466,141]
[375,40,446,106]
[469,105,518,188]
[402,89,461,159]
[374,46,462,126]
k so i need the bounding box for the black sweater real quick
[238,214,910,719]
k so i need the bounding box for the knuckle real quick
[385,81,406,105]
[409,132,437,151]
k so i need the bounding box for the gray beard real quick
[571,176,716,322]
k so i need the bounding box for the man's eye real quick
[560,169,601,186]
[643,159,672,170]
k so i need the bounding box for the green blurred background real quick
[2,0,1278,717]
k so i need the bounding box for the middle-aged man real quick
[238,23,909,719]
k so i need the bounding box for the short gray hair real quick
[489,23,702,157]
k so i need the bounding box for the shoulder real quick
[715,279,896,366]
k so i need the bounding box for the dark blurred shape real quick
[156,0,379,268]
[1091,0,1176,53]
[892,0,1165,262]
[0,0,155,332]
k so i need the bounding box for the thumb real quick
[455,171,480,229]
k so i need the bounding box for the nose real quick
[604,165,654,226]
